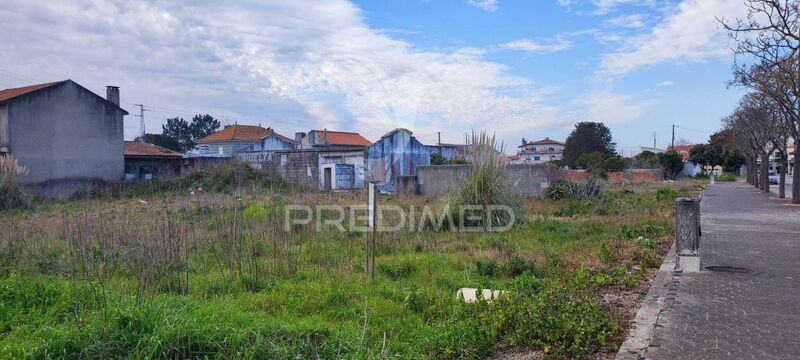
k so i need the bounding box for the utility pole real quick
[437,132,442,154]
[653,132,656,149]
[671,124,675,150]
[133,104,151,140]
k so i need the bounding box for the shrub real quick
[505,255,535,277]
[545,179,601,201]
[0,155,30,211]
[716,174,736,182]
[475,259,500,277]
[655,187,677,201]
[378,260,416,280]
[449,131,525,229]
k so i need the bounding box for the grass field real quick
[0,169,702,359]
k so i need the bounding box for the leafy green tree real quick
[190,114,221,140]
[134,133,182,152]
[430,152,447,165]
[562,122,617,168]
[162,117,194,152]
[657,151,684,179]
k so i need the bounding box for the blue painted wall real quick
[367,129,430,193]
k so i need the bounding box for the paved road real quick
[767,176,793,201]
[642,181,800,359]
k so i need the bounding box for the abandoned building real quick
[295,129,372,149]
[0,80,127,198]
[426,143,468,161]
[367,128,431,193]
[236,147,366,190]
[196,124,292,157]
[124,141,182,181]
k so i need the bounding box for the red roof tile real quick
[124,141,182,158]
[0,81,62,103]
[197,125,295,144]
[314,130,372,146]
[519,138,564,147]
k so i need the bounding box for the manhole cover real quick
[705,265,753,273]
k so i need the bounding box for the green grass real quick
[0,180,701,359]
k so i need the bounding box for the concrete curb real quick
[615,242,677,360]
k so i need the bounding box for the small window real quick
[549,147,554,152]
[534,156,540,161]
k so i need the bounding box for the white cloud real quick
[572,91,652,124]
[466,0,498,12]
[598,0,745,77]
[657,81,675,87]
[592,0,653,15]
[603,13,650,28]
[0,0,563,145]
[500,37,573,54]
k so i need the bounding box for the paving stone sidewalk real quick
[623,181,800,359]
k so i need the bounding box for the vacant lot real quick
[0,169,701,359]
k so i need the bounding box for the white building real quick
[512,137,564,164]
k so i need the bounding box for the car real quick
[768,171,779,185]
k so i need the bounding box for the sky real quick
[0,0,750,155]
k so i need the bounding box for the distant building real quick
[124,141,182,181]
[426,143,468,161]
[295,130,372,149]
[367,128,430,193]
[667,144,693,161]
[236,147,366,190]
[0,80,127,198]
[197,124,293,157]
[512,137,564,164]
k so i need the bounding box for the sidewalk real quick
[619,181,800,359]
[767,177,794,201]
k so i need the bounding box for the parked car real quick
[769,171,779,185]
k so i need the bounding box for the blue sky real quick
[0,0,749,154]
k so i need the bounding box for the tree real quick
[688,144,709,167]
[430,152,447,165]
[721,0,800,202]
[562,122,616,168]
[190,114,221,140]
[162,117,194,153]
[657,151,684,180]
[134,133,181,152]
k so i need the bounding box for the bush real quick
[655,187,677,201]
[716,174,736,182]
[0,155,30,211]
[545,179,601,201]
[82,162,294,199]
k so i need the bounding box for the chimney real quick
[295,132,306,143]
[522,138,526,146]
[106,86,120,106]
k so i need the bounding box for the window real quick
[549,147,554,152]
[534,156,540,161]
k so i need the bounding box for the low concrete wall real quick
[416,164,558,198]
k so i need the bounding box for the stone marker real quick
[675,197,701,272]
[456,288,506,303]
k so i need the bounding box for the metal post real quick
[675,197,701,272]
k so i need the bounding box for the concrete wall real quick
[125,158,181,181]
[416,163,557,198]
[198,140,257,156]
[8,81,124,187]
[318,151,366,189]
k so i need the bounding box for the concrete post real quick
[675,197,701,272]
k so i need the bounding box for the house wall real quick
[7,81,124,187]
[318,151,365,189]
[426,145,458,160]
[198,140,257,157]
[367,129,431,193]
[0,105,8,153]
[416,163,557,198]
[124,158,181,181]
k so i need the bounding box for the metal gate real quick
[335,164,355,190]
